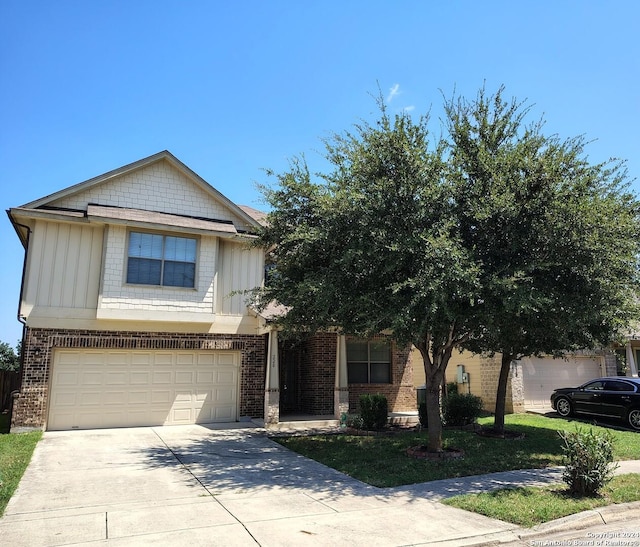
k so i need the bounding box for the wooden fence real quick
[0,370,21,412]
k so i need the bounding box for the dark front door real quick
[279,343,300,413]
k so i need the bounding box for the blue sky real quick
[1,1,639,347]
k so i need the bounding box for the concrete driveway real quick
[0,422,607,547]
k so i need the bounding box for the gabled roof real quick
[18,150,261,230]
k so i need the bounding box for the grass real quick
[443,473,640,527]
[0,430,41,517]
[273,414,640,488]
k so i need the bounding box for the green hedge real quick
[359,394,388,430]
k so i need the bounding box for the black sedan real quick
[550,376,640,431]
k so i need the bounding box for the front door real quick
[279,343,300,413]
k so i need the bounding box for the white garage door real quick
[522,355,602,410]
[48,349,240,431]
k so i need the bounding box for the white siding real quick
[49,160,251,230]
[24,220,102,313]
[217,240,264,315]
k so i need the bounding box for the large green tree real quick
[255,86,640,450]
[257,103,483,452]
[446,88,640,434]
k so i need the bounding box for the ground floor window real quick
[347,338,391,383]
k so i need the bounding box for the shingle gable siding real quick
[49,159,249,228]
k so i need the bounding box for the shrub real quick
[359,394,388,430]
[559,427,618,496]
[344,413,364,429]
[442,393,483,426]
[447,382,458,395]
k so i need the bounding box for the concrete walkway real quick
[1,423,638,546]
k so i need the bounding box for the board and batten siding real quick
[22,219,264,326]
[216,240,264,315]
[23,219,103,315]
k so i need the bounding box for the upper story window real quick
[127,232,197,288]
[347,338,391,384]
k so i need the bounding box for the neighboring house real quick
[412,345,639,413]
[7,151,416,432]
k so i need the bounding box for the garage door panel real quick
[213,406,234,420]
[130,372,150,384]
[48,349,240,430]
[217,353,237,366]
[51,392,77,406]
[152,371,173,384]
[104,391,128,404]
[56,371,79,385]
[215,370,236,384]
[174,392,193,402]
[128,391,149,404]
[106,372,127,385]
[153,353,174,366]
[177,353,196,365]
[79,391,103,405]
[171,408,193,422]
[151,390,172,404]
[195,391,210,402]
[105,353,129,366]
[196,371,214,383]
[131,354,152,366]
[81,372,103,385]
[175,371,194,384]
[214,388,235,403]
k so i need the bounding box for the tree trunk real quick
[425,365,445,451]
[493,352,513,434]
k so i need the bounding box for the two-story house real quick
[7,151,417,431]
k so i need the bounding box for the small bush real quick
[359,394,388,430]
[442,393,483,426]
[447,382,458,395]
[345,413,364,429]
[559,427,618,496]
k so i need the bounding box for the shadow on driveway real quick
[143,425,380,498]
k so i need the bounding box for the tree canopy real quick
[0,341,20,372]
[445,88,640,432]
[255,86,640,450]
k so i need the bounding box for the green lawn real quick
[444,473,640,527]
[273,414,640,488]
[0,430,42,517]
[274,414,640,526]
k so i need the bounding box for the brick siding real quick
[299,333,337,415]
[347,336,416,413]
[12,328,267,430]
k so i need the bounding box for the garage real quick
[521,354,602,410]
[47,349,240,430]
